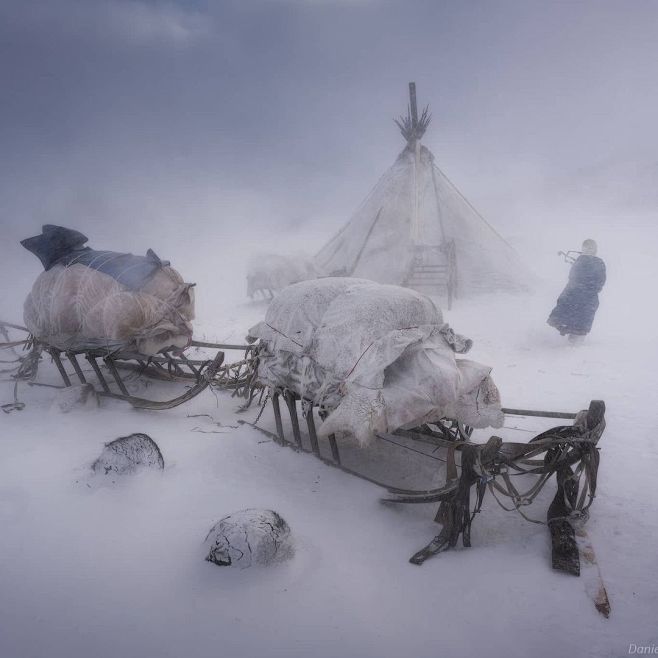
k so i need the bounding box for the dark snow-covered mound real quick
[92,433,165,476]
[204,509,293,568]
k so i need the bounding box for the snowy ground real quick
[1,225,657,658]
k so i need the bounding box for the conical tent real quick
[316,83,529,304]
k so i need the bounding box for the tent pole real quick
[431,163,447,243]
[409,82,419,128]
[350,207,383,275]
[409,82,421,245]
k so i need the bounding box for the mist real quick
[2,2,658,657]
[2,0,658,318]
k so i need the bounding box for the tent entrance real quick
[403,240,457,309]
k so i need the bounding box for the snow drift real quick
[247,278,504,444]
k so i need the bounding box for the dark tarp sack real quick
[21,225,169,291]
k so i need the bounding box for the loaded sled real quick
[3,225,258,411]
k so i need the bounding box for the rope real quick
[253,392,270,425]
[433,164,517,252]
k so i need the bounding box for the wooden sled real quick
[43,343,226,410]
[1,322,256,411]
[43,341,259,410]
[255,388,606,575]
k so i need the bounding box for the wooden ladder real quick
[404,244,456,309]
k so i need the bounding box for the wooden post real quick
[409,81,421,244]
[305,405,321,457]
[271,392,285,444]
[104,357,130,396]
[409,82,418,130]
[66,352,87,384]
[284,391,303,449]
[86,355,111,392]
[328,434,341,464]
[49,350,71,387]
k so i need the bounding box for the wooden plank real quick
[305,405,321,457]
[284,391,303,448]
[66,352,87,384]
[271,392,285,445]
[502,407,577,420]
[86,355,111,392]
[49,350,71,387]
[190,340,255,351]
[328,433,341,464]
[104,357,130,395]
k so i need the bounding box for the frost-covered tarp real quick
[22,225,195,356]
[248,278,504,444]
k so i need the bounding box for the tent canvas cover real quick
[316,83,530,299]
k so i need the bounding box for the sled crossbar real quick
[190,340,256,352]
[502,407,578,420]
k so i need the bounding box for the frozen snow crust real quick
[248,277,503,444]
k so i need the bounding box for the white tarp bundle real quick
[24,263,195,356]
[248,278,504,445]
[246,253,323,299]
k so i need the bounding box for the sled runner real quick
[1,322,256,411]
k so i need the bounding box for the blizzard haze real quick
[2,0,658,312]
[1,2,658,658]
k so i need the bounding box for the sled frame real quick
[43,343,228,410]
[3,320,258,410]
[266,387,473,496]
[262,387,606,572]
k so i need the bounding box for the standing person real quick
[547,239,606,343]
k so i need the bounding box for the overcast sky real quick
[1,0,657,250]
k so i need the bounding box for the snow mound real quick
[91,433,165,476]
[204,509,293,568]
